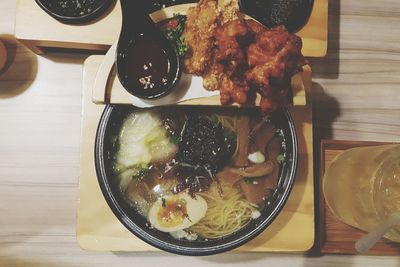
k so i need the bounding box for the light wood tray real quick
[76,55,315,252]
[319,140,400,255]
[16,0,328,56]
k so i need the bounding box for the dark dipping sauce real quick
[239,0,314,32]
[120,35,172,96]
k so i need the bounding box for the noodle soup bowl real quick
[95,105,298,256]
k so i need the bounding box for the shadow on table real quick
[311,82,341,142]
[41,51,89,64]
[308,0,341,79]
[0,34,38,98]
[310,81,341,255]
[307,0,343,256]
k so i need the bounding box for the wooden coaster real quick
[318,140,400,255]
[76,55,315,252]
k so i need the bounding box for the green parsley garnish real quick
[163,14,188,56]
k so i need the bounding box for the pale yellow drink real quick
[323,144,400,242]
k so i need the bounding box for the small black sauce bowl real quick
[115,0,182,100]
[35,0,115,24]
[95,105,298,256]
[115,32,182,100]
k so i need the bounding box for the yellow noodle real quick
[189,182,257,239]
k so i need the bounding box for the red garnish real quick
[166,19,179,29]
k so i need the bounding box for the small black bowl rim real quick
[35,0,114,24]
[238,0,314,33]
[95,105,298,256]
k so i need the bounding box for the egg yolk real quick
[158,197,188,228]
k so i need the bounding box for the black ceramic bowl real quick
[95,105,298,256]
[35,0,115,24]
[239,0,314,32]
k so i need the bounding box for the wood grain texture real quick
[14,0,327,57]
[2,0,400,266]
[319,140,400,255]
[310,1,400,143]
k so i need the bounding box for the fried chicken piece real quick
[219,74,250,105]
[259,82,290,112]
[245,19,265,34]
[218,0,241,24]
[202,19,250,91]
[246,26,304,85]
[211,19,254,103]
[202,62,224,90]
[183,0,219,75]
[202,0,242,91]
[214,19,249,64]
[245,26,306,112]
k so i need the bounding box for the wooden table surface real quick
[1,0,400,266]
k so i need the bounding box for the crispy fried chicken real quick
[185,0,242,90]
[213,21,305,111]
[183,0,306,112]
[246,25,306,111]
[246,26,304,84]
[213,19,252,104]
[182,0,219,75]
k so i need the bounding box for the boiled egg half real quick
[148,192,207,232]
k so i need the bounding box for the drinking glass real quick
[323,144,400,242]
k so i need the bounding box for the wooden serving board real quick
[15,0,328,57]
[76,55,315,252]
[318,140,400,255]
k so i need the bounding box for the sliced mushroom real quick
[240,179,266,204]
[217,160,274,184]
[233,114,250,167]
[230,160,275,177]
